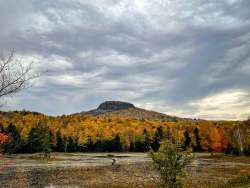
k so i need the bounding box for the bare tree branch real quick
[0,50,37,99]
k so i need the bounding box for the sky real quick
[0,0,250,120]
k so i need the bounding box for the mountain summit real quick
[97,101,135,112]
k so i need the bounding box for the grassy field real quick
[0,153,249,188]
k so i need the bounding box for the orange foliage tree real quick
[0,133,8,144]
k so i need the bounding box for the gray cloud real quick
[0,0,250,119]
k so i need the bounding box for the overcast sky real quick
[0,0,250,120]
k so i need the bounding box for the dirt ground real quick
[0,153,249,188]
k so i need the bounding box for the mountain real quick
[97,101,135,112]
[78,101,178,121]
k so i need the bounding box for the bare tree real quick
[0,50,36,99]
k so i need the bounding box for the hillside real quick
[79,101,178,121]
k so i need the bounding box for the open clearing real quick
[0,153,250,188]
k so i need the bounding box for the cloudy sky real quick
[0,0,250,120]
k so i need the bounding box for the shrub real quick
[150,141,193,188]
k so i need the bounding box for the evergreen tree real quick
[134,137,146,152]
[129,141,135,152]
[27,127,37,153]
[155,126,164,139]
[151,126,164,151]
[0,123,5,133]
[95,138,106,152]
[84,136,94,152]
[49,131,56,151]
[192,128,202,152]
[134,131,150,152]
[182,130,191,150]
[67,136,78,152]
[4,123,22,153]
[27,121,51,157]
[113,134,122,152]
[56,130,64,152]
[142,129,151,151]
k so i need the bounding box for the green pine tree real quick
[0,123,5,133]
[4,123,22,153]
[151,126,164,151]
[182,130,191,151]
[56,130,64,152]
[67,136,78,152]
[27,121,51,158]
[113,134,122,152]
[192,128,202,152]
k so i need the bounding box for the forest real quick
[0,111,249,155]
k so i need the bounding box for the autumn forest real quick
[0,102,249,155]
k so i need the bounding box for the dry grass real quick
[0,153,249,188]
[0,163,158,188]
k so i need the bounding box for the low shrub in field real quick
[149,141,193,188]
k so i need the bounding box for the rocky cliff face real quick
[97,101,135,112]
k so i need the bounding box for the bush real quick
[149,141,193,188]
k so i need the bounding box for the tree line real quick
[1,120,248,156]
[0,122,200,154]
